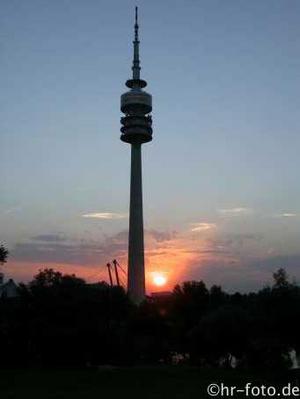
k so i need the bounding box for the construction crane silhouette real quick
[106,259,127,289]
[106,263,113,287]
[113,259,120,286]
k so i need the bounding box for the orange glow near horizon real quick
[7,227,226,293]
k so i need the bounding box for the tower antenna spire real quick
[135,6,138,33]
[132,6,140,80]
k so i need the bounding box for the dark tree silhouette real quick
[0,267,299,371]
[273,267,290,289]
[189,304,250,367]
[0,244,9,264]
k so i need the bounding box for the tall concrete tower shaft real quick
[120,7,153,304]
[128,143,145,302]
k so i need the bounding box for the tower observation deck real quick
[120,7,153,304]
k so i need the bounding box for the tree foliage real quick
[0,267,299,370]
[0,244,9,265]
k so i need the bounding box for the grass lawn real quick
[0,366,295,399]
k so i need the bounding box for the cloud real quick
[275,213,298,218]
[205,233,263,258]
[218,207,253,217]
[12,231,125,266]
[1,206,22,215]
[189,253,300,292]
[146,229,178,242]
[82,212,127,220]
[218,207,253,216]
[12,240,104,265]
[31,234,67,242]
[12,229,177,268]
[190,222,216,232]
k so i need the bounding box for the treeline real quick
[0,268,299,370]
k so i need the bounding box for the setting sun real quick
[152,273,167,287]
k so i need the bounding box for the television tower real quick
[120,7,153,304]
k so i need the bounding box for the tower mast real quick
[120,7,153,304]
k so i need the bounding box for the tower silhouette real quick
[120,7,153,304]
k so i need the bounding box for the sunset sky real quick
[1,0,300,292]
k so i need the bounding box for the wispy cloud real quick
[218,207,253,216]
[146,229,178,242]
[275,212,298,218]
[12,229,174,268]
[206,233,263,254]
[1,206,22,215]
[31,234,67,242]
[82,212,127,220]
[190,222,216,232]
[14,237,107,265]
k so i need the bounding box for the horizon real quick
[1,0,300,293]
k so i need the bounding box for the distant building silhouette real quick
[150,291,172,299]
[0,275,18,298]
